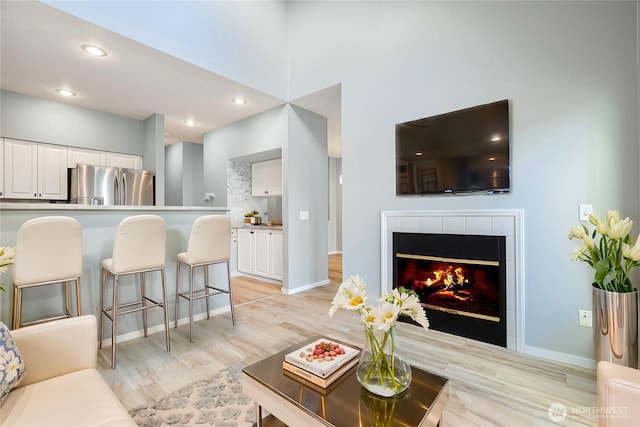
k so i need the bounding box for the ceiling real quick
[0,1,342,157]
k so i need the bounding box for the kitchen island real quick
[0,202,231,344]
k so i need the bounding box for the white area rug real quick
[129,364,256,427]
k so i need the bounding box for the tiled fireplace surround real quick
[381,210,525,351]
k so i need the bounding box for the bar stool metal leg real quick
[174,262,181,329]
[75,278,82,316]
[189,264,194,342]
[99,269,106,349]
[204,266,210,319]
[226,261,236,326]
[141,272,148,337]
[111,274,119,369]
[161,269,170,353]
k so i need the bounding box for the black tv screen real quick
[396,99,510,195]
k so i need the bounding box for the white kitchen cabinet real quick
[106,152,142,169]
[237,228,254,273]
[269,230,284,280]
[251,158,282,197]
[67,147,107,167]
[3,139,68,200]
[237,227,283,281]
[38,143,68,199]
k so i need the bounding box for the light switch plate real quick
[300,211,309,220]
[578,204,593,221]
[579,309,592,327]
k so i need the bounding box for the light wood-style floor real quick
[98,254,597,426]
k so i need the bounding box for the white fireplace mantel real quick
[381,209,525,352]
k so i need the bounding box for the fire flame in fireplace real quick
[422,266,468,289]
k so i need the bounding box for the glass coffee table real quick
[242,335,449,427]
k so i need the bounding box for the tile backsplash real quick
[227,160,273,225]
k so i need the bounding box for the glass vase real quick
[356,326,412,397]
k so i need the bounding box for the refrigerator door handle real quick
[114,172,120,205]
[122,174,127,205]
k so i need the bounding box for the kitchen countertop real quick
[233,223,283,230]
[0,202,229,212]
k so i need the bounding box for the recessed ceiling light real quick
[488,157,496,161]
[232,98,246,105]
[490,135,502,142]
[81,44,108,57]
[415,152,423,156]
[55,89,76,97]
[184,120,198,126]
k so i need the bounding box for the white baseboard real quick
[282,279,329,295]
[328,250,343,255]
[523,344,596,369]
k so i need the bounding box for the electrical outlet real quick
[579,309,592,327]
[578,204,593,221]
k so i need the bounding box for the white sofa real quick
[597,361,640,427]
[0,315,136,427]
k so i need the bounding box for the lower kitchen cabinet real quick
[237,228,283,281]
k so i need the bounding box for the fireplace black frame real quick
[393,232,507,347]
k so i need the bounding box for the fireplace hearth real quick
[393,233,507,347]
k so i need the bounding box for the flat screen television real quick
[396,99,510,195]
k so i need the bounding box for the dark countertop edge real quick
[0,202,229,212]
[233,224,284,230]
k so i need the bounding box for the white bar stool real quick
[11,216,83,329]
[99,214,170,368]
[174,215,235,342]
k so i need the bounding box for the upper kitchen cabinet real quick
[251,158,282,197]
[67,147,107,168]
[106,152,143,169]
[3,139,68,200]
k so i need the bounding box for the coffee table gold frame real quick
[242,336,449,427]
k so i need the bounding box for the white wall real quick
[287,1,639,364]
[44,0,289,99]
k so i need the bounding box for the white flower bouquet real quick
[329,274,429,396]
[568,209,640,293]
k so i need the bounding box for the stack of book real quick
[282,338,360,388]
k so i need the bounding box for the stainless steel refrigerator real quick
[68,164,155,205]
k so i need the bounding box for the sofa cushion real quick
[0,322,25,404]
[0,369,136,427]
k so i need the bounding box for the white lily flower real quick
[568,226,586,239]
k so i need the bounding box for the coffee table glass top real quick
[243,335,449,426]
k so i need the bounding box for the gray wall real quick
[165,141,204,207]
[203,105,288,208]
[286,105,328,291]
[0,90,144,154]
[144,114,165,205]
[287,1,639,365]
[24,1,640,366]
[328,157,342,254]
[165,143,184,206]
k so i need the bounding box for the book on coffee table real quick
[283,357,358,390]
[282,338,360,387]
